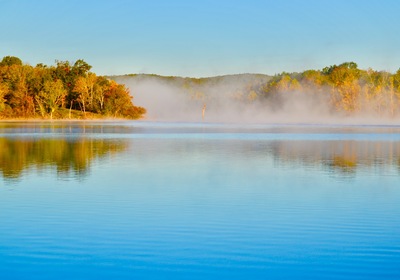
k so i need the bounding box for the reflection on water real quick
[1,122,400,279]
[1,122,400,182]
[0,137,128,181]
[269,140,400,174]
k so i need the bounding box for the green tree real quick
[0,56,23,67]
[37,79,67,119]
[72,59,92,76]
[93,76,110,112]
[326,63,361,112]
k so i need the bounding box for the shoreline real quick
[0,116,144,122]
[1,119,399,128]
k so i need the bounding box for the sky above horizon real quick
[1,0,400,77]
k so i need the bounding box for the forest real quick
[2,55,400,121]
[0,56,146,119]
[260,62,400,117]
[115,62,400,122]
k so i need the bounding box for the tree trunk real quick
[69,100,73,119]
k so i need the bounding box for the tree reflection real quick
[0,137,128,180]
[268,140,400,174]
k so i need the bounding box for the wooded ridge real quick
[115,62,400,119]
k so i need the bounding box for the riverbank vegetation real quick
[116,62,400,121]
[0,56,146,119]
[260,62,400,117]
[3,55,399,121]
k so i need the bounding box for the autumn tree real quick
[324,62,361,112]
[93,76,110,112]
[73,76,90,116]
[0,56,146,119]
[37,79,67,119]
[393,69,400,111]
[0,83,8,112]
[104,81,146,119]
[3,64,35,117]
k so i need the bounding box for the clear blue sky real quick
[1,0,400,77]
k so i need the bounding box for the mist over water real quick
[114,75,400,125]
[115,75,260,123]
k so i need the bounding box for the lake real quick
[1,121,400,279]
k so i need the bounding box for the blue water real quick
[1,121,400,279]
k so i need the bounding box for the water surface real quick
[1,121,400,279]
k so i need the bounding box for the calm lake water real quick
[1,121,400,279]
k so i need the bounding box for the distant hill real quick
[110,73,272,94]
[109,63,400,124]
[109,73,272,122]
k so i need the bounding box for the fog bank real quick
[113,74,400,125]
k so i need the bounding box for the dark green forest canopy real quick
[0,56,146,119]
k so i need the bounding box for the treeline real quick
[170,62,400,117]
[0,56,146,119]
[258,62,400,116]
[118,62,400,119]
